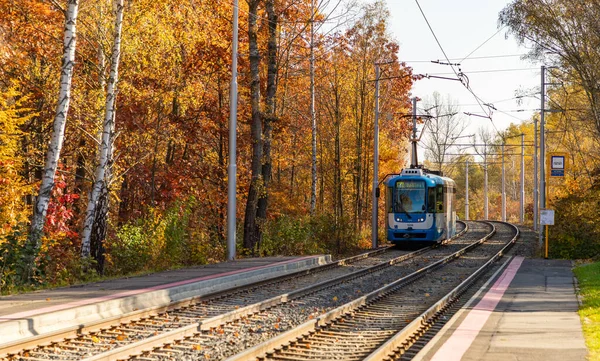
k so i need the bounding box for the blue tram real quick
[384,168,457,244]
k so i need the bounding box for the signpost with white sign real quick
[543,152,568,258]
[550,156,565,177]
[548,152,568,178]
[540,209,554,258]
[540,209,554,225]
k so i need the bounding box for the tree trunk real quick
[90,179,109,273]
[23,0,80,281]
[334,75,343,247]
[150,104,163,206]
[81,0,124,259]
[256,0,278,253]
[243,0,262,252]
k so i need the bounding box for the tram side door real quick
[435,184,444,239]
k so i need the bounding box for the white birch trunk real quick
[26,0,80,272]
[81,0,124,258]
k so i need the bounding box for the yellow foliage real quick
[0,87,32,239]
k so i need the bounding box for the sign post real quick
[542,152,568,259]
[540,209,554,259]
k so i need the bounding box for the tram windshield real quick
[394,180,426,214]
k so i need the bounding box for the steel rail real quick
[0,244,399,358]
[363,221,519,361]
[78,222,470,361]
[224,221,494,361]
[2,222,468,360]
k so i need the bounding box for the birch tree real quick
[23,0,80,281]
[81,0,124,259]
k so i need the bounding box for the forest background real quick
[0,0,599,292]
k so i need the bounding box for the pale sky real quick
[386,0,540,157]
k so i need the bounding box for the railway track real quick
[228,221,518,361]
[1,222,473,361]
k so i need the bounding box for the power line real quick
[459,26,507,63]
[458,95,537,106]
[414,0,499,136]
[428,67,538,75]
[469,108,539,113]
[401,54,525,63]
[414,0,457,80]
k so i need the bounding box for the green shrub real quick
[549,187,600,259]
[258,214,361,257]
[107,222,154,274]
[0,224,59,293]
[105,198,196,275]
[0,224,28,292]
[159,200,193,266]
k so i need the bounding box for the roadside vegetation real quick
[574,262,600,360]
[0,0,408,293]
[4,0,600,295]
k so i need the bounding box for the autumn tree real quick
[81,0,124,265]
[500,0,600,138]
[0,0,417,283]
[0,88,31,233]
[22,0,80,281]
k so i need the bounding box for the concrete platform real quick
[414,257,588,361]
[0,255,330,349]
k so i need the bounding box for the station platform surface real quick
[414,257,588,361]
[0,255,330,349]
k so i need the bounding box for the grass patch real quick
[574,261,600,360]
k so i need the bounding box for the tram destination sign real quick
[395,181,424,189]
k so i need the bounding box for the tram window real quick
[427,187,436,212]
[436,185,443,211]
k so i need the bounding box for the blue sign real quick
[550,155,565,177]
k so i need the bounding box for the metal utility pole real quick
[502,142,506,222]
[520,133,525,224]
[484,148,488,220]
[309,0,317,216]
[371,64,380,249]
[465,160,469,220]
[539,65,546,248]
[533,115,539,231]
[227,0,240,261]
[411,97,418,167]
